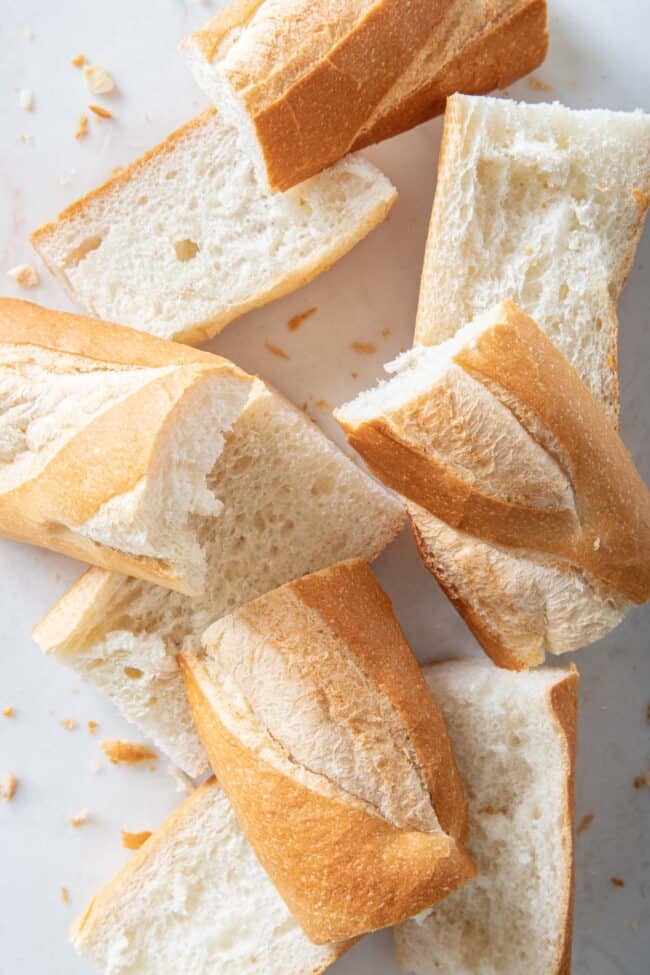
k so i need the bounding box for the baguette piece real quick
[182,1,547,191]
[179,560,476,944]
[406,94,650,666]
[72,777,350,975]
[33,383,404,775]
[395,659,577,975]
[31,110,396,344]
[336,302,650,666]
[0,298,251,594]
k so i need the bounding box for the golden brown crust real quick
[185,0,266,61]
[180,654,476,944]
[0,299,250,593]
[339,303,650,605]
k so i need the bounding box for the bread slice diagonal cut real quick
[0,298,252,593]
[179,559,476,944]
[181,0,548,191]
[395,659,577,975]
[31,111,396,345]
[71,778,351,975]
[33,383,404,776]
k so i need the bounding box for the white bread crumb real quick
[7,263,39,288]
[83,64,114,94]
[70,808,90,828]
[1,772,18,801]
[168,764,195,795]
[19,88,33,111]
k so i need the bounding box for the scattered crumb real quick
[7,263,39,288]
[70,809,90,828]
[112,165,126,177]
[71,54,86,68]
[610,876,625,888]
[577,813,595,834]
[19,88,34,111]
[75,114,89,140]
[633,770,649,789]
[633,188,650,209]
[168,763,195,795]
[24,25,34,40]
[87,720,99,735]
[351,371,359,379]
[380,327,391,338]
[265,341,290,360]
[314,399,332,411]
[528,76,553,92]
[83,63,115,94]
[18,133,32,143]
[87,759,101,775]
[89,103,114,120]
[0,772,18,802]
[287,307,317,332]
[351,341,376,355]
[121,830,152,850]
[100,739,156,765]
[3,707,15,718]
[60,886,70,905]
[60,719,77,731]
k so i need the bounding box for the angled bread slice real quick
[33,381,404,776]
[335,302,650,666]
[182,0,547,191]
[406,95,650,666]
[395,659,577,975]
[72,778,350,975]
[31,111,396,344]
[0,299,251,594]
[180,560,475,944]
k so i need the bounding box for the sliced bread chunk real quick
[335,302,650,666]
[31,110,396,344]
[72,778,350,975]
[415,94,650,418]
[182,1,547,191]
[33,381,404,776]
[0,299,251,594]
[180,560,475,944]
[395,659,577,975]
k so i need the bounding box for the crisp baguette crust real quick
[0,298,251,592]
[337,302,650,606]
[184,1,547,191]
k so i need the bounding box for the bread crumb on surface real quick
[3,707,15,718]
[100,739,156,765]
[168,763,195,795]
[351,341,376,354]
[7,263,39,288]
[1,772,18,802]
[70,808,90,828]
[60,886,70,904]
[314,399,332,411]
[577,813,595,834]
[19,88,34,111]
[265,341,290,360]
[59,718,77,731]
[87,720,99,735]
[71,54,86,68]
[121,830,152,850]
[87,759,101,775]
[287,307,317,331]
[380,327,391,337]
[611,876,625,888]
[89,103,114,119]
[18,133,32,143]
[83,63,115,94]
[75,114,89,140]
[351,371,359,379]
[633,771,649,789]
[528,76,553,92]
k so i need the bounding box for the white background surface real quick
[0,2,648,973]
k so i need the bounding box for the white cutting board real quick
[0,2,648,973]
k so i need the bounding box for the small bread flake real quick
[380,327,391,337]
[168,763,195,795]
[287,307,317,332]
[87,759,101,775]
[351,341,376,355]
[100,739,156,765]
[89,103,114,119]
[70,808,90,828]
[19,88,34,111]
[577,813,595,834]
[1,772,18,802]
[83,63,115,94]
[3,707,15,718]
[75,114,89,140]
[611,876,625,888]
[60,886,70,904]
[265,341,290,360]
[351,371,359,379]
[528,76,553,92]
[7,263,39,288]
[633,770,649,789]
[71,54,86,68]
[18,133,32,144]
[60,718,77,731]
[87,720,99,735]
[121,830,152,850]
